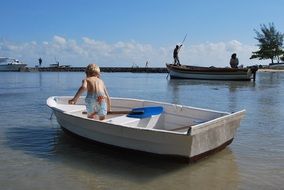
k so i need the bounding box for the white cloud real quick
[53,35,66,45]
[0,37,267,67]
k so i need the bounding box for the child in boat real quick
[68,63,111,120]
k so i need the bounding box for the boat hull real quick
[0,64,27,71]
[61,124,234,162]
[47,96,245,161]
[53,109,193,157]
[269,63,284,69]
[166,64,256,81]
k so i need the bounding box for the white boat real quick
[47,96,245,161]
[0,57,27,71]
[269,63,284,69]
[166,64,258,81]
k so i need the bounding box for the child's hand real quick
[107,106,111,112]
[68,99,76,104]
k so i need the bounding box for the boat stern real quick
[188,110,245,160]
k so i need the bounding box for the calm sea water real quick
[0,71,283,190]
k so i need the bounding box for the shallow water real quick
[0,72,283,190]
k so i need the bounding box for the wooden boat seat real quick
[105,115,141,126]
[105,114,162,128]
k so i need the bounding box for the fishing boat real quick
[0,57,27,71]
[47,96,245,161]
[166,63,258,81]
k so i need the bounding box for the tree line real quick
[250,23,284,64]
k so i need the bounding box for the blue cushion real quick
[127,106,163,118]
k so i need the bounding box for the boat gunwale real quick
[166,63,250,73]
[47,96,239,136]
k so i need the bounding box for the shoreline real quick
[2,67,284,73]
[258,68,284,72]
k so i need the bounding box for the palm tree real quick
[250,23,284,64]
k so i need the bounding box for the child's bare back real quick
[85,76,106,95]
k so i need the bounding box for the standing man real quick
[173,44,182,66]
[145,61,149,68]
[38,57,42,67]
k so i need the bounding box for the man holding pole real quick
[173,34,187,66]
[173,44,182,66]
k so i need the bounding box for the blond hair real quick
[85,63,100,76]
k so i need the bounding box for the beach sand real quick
[258,68,284,72]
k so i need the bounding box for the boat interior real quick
[49,97,228,134]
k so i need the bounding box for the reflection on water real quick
[166,78,257,113]
[0,72,284,189]
[167,79,256,93]
[4,122,239,190]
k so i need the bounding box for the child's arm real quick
[104,86,111,112]
[68,79,87,104]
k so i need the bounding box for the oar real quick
[166,64,171,79]
[110,107,162,115]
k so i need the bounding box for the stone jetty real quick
[24,67,168,73]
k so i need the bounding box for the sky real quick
[1,0,284,67]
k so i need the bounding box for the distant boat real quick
[0,57,27,71]
[269,63,284,69]
[47,96,245,161]
[166,64,258,81]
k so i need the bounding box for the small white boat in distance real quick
[269,62,284,69]
[47,96,245,161]
[0,57,27,71]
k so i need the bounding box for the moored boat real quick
[0,57,27,71]
[166,64,258,81]
[47,96,245,161]
[269,63,284,69]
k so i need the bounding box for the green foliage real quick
[250,23,284,63]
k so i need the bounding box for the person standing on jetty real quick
[173,44,182,66]
[68,63,111,120]
[230,53,239,68]
[145,61,149,68]
[38,57,42,67]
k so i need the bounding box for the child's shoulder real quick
[86,76,103,83]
